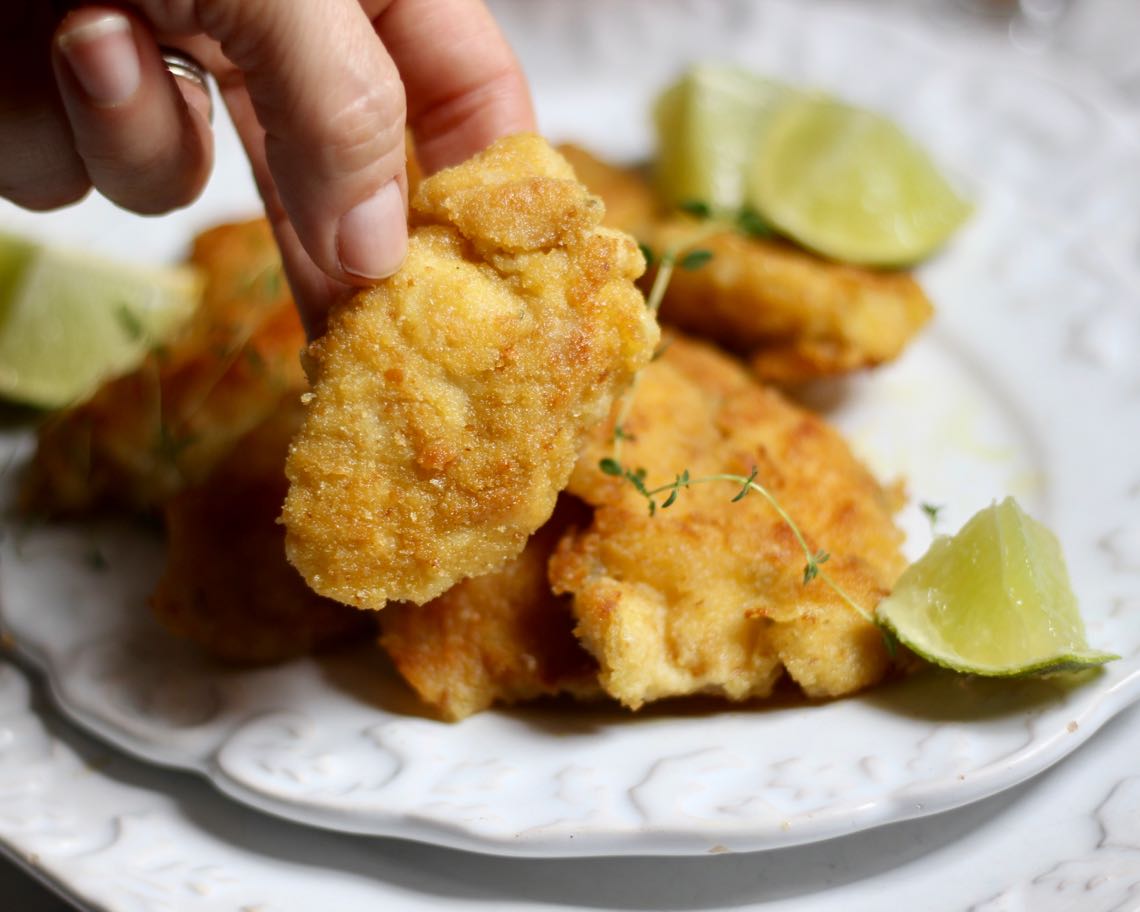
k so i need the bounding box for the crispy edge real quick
[378,497,600,721]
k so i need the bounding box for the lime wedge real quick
[0,233,201,408]
[876,498,1117,676]
[747,95,972,266]
[654,65,791,211]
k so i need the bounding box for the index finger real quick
[375,0,535,173]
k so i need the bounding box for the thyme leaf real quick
[736,207,773,238]
[114,304,145,343]
[602,459,875,625]
[679,249,714,271]
[921,502,943,531]
[599,457,623,477]
[679,199,712,218]
[599,221,877,629]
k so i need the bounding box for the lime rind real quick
[879,615,1118,678]
[875,497,1118,678]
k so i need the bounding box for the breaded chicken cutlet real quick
[379,333,909,718]
[550,333,908,709]
[557,145,932,384]
[283,134,659,611]
[152,402,373,664]
[378,496,600,721]
[23,219,303,515]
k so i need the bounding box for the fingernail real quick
[57,13,140,108]
[337,181,407,280]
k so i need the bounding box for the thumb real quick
[140,0,409,284]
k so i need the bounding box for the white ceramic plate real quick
[2,0,1139,859]
[4,654,1140,912]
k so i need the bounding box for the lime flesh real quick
[654,65,791,212]
[747,95,972,267]
[877,498,1116,676]
[0,233,201,408]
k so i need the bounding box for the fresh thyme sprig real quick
[678,199,774,239]
[604,219,878,631]
[613,225,721,461]
[599,455,874,624]
[921,502,942,531]
[678,200,712,218]
[679,249,713,270]
[641,232,715,316]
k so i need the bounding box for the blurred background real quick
[912,0,1140,91]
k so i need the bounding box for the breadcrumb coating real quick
[378,497,600,720]
[283,134,659,609]
[550,334,907,709]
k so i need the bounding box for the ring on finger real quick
[160,47,213,124]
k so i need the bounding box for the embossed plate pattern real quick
[2,0,1139,859]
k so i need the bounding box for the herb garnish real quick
[114,303,146,343]
[604,224,877,628]
[736,206,773,238]
[679,248,714,271]
[676,199,774,239]
[678,199,713,219]
[921,502,942,531]
[599,453,872,623]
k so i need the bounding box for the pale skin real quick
[0,0,536,333]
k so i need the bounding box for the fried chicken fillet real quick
[549,334,907,709]
[23,219,303,515]
[283,134,659,610]
[647,220,933,383]
[151,401,373,664]
[378,497,600,720]
[558,145,932,384]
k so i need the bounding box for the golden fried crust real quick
[549,334,907,709]
[556,146,933,384]
[647,219,933,384]
[283,134,659,610]
[23,219,305,515]
[378,497,600,721]
[151,404,373,664]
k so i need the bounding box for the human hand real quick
[0,1,535,333]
